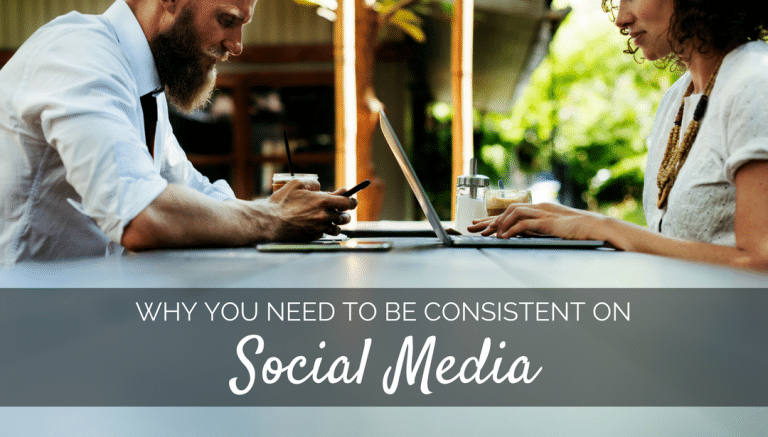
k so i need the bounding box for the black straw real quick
[283,130,294,176]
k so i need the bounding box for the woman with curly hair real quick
[470,0,768,269]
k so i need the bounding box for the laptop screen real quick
[378,109,452,244]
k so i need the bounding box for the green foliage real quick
[420,0,682,221]
[378,1,427,42]
[292,0,429,43]
[475,0,681,221]
[591,153,647,203]
[415,105,454,219]
[389,8,426,42]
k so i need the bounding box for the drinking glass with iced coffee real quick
[272,173,319,193]
[485,189,532,216]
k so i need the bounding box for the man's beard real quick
[149,6,222,113]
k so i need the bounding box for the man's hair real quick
[602,0,768,68]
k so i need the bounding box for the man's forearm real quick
[120,184,274,251]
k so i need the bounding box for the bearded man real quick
[0,0,356,264]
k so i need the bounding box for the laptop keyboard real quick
[453,234,561,243]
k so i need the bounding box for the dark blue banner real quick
[0,288,765,406]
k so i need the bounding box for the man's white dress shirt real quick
[0,0,235,264]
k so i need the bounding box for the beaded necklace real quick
[656,56,725,209]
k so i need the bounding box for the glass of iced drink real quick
[272,173,319,193]
[485,189,532,216]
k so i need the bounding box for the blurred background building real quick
[0,0,568,220]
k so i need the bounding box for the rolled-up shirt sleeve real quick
[724,73,768,182]
[21,25,168,243]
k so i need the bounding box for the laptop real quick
[378,109,606,249]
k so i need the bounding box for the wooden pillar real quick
[451,0,474,219]
[231,77,253,199]
[353,0,381,221]
[334,0,358,216]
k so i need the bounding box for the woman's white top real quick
[643,41,768,247]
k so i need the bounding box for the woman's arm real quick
[468,160,768,270]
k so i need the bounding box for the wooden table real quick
[1,229,766,435]
[2,236,766,288]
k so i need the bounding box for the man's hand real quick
[266,179,357,241]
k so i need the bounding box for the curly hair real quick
[601,0,768,68]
